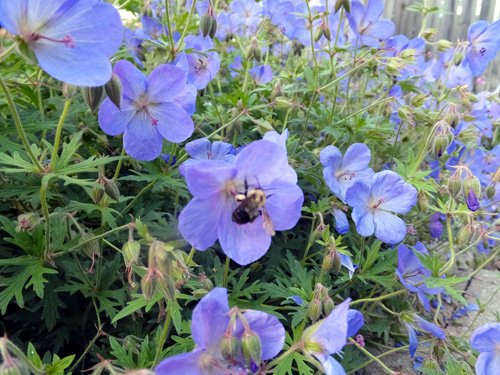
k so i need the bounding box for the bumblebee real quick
[232,188,275,236]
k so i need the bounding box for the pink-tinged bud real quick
[82,85,104,113]
[199,273,214,291]
[247,37,261,62]
[104,73,122,109]
[15,213,38,232]
[200,7,217,39]
[241,330,262,365]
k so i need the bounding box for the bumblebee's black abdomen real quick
[232,209,253,224]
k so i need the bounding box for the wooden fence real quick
[383,0,499,91]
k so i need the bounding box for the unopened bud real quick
[343,0,351,12]
[241,330,262,365]
[308,298,322,322]
[314,27,323,43]
[82,85,104,113]
[322,250,341,274]
[220,333,240,361]
[447,174,463,197]
[323,296,334,315]
[247,38,261,62]
[123,240,141,268]
[199,274,214,291]
[433,133,451,157]
[334,0,343,13]
[411,93,428,107]
[463,176,481,198]
[437,39,452,52]
[418,191,429,212]
[274,96,293,110]
[104,73,122,109]
[16,213,38,232]
[453,49,464,66]
[104,179,120,201]
[200,7,217,39]
[270,81,282,101]
[322,26,331,41]
[421,28,437,41]
[92,184,105,204]
[62,83,77,98]
[141,270,155,299]
[80,233,100,257]
[457,225,474,247]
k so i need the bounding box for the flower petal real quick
[150,102,194,143]
[313,352,346,375]
[347,310,364,337]
[147,64,187,102]
[371,171,417,214]
[123,114,163,160]
[183,161,237,198]
[265,181,304,231]
[178,197,225,251]
[345,180,371,208]
[114,60,147,100]
[471,323,500,352]
[310,299,350,354]
[475,351,500,375]
[191,288,230,349]
[373,210,407,244]
[155,349,204,375]
[351,207,375,237]
[98,98,136,136]
[342,143,371,172]
[218,206,272,266]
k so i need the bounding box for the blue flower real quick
[320,143,374,200]
[404,315,446,358]
[178,140,303,265]
[303,299,352,374]
[249,65,273,84]
[185,34,221,89]
[98,60,194,161]
[345,171,417,244]
[464,20,500,76]
[155,288,285,374]
[0,0,123,86]
[179,138,236,175]
[346,0,395,47]
[396,242,443,311]
[470,323,500,375]
[333,208,349,234]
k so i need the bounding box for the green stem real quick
[350,289,407,306]
[119,179,158,217]
[300,215,317,264]
[5,340,45,375]
[113,148,126,181]
[292,91,318,157]
[265,344,300,370]
[0,43,16,63]
[49,99,71,170]
[208,82,224,125]
[153,309,172,365]
[0,76,44,172]
[223,256,230,287]
[348,338,396,374]
[469,248,500,279]
[40,179,51,259]
[305,0,319,83]
[186,247,196,265]
[334,97,394,126]
[320,52,373,91]
[53,224,130,258]
[176,0,197,50]
[438,214,455,276]
[164,0,176,58]
[68,328,103,374]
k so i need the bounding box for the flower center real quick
[336,170,356,181]
[370,198,384,210]
[25,32,75,48]
[478,47,486,56]
[134,96,159,126]
[195,57,209,72]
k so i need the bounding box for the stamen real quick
[478,47,486,56]
[27,33,75,48]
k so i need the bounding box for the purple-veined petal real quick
[373,210,407,244]
[123,113,163,161]
[234,311,285,360]
[147,64,187,102]
[475,351,500,375]
[345,181,371,207]
[191,288,230,350]
[313,352,346,375]
[174,83,197,115]
[310,299,350,354]
[342,143,371,172]
[404,323,418,358]
[150,102,194,143]
[114,60,148,100]
[98,98,135,136]
[351,207,375,237]
[471,323,500,352]
[155,348,204,375]
[364,0,384,22]
[218,207,272,266]
[264,181,304,231]
[371,171,417,214]
[414,315,446,339]
[185,138,211,159]
[347,310,364,337]
[320,146,342,170]
[178,196,225,251]
[183,161,237,198]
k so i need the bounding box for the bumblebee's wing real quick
[262,209,276,236]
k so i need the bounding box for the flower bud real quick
[247,37,261,62]
[241,330,262,365]
[141,270,155,300]
[200,7,217,39]
[16,213,38,232]
[220,333,240,361]
[486,185,496,200]
[452,48,464,66]
[123,240,141,268]
[418,191,429,212]
[322,26,332,41]
[104,179,121,201]
[80,232,100,258]
[199,274,214,291]
[457,225,474,247]
[82,85,104,113]
[462,176,481,198]
[432,133,451,158]
[308,298,322,322]
[323,296,334,315]
[104,73,122,109]
[270,81,282,101]
[447,174,463,197]
[334,0,344,13]
[321,250,341,274]
[274,96,293,110]
[421,28,437,41]
[410,93,428,107]
[62,83,77,98]
[437,39,452,52]
[92,184,105,204]
[314,27,323,43]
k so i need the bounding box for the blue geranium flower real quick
[463,20,500,76]
[320,143,374,200]
[178,140,303,265]
[249,65,273,84]
[155,288,285,374]
[185,34,221,89]
[404,315,446,358]
[470,323,500,375]
[98,60,194,161]
[346,0,395,47]
[396,242,443,311]
[0,0,123,86]
[179,138,236,175]
[345,171,417,244]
